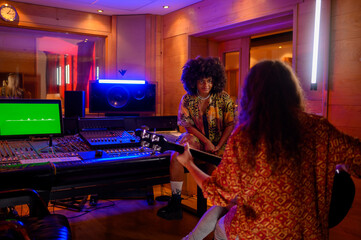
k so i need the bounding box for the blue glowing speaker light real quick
[98,79,146,84]
[89,81,156,113]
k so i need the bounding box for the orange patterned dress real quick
[203,112,361,240]
[177,91,235,155]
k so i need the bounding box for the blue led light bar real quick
[98,79,146,84]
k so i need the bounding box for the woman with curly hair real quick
[157,56,235,222]
[177,60,361,239]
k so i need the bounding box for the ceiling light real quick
[97,9,104,13]
[163,6,169,9]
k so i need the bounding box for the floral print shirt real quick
[177,91,235,154]
[203,112,361,240]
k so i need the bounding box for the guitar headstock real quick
[135,129,168,153]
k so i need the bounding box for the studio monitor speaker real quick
[65,91,85,118]
[89,82,156,113]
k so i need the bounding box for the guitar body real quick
[328,170,355,228]
[135,129,355,228]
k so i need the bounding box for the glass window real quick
[0,26,105,108]
[250,31,293,67]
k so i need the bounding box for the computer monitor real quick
[0,99,63,139]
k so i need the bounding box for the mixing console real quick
[0,116,178,207]
[80,130,139,149]
[0,132,154,166]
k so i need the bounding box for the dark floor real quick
[48,179,361,240]
[49,189,213,240]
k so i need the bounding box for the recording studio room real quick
[0,0,360,239]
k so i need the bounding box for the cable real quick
[49,199,116,219]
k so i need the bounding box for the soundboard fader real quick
[0,134,154,166]
[0,136,87,165]
[79,130,140,149]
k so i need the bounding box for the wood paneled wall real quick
[161,0,334,117]
[162,0,305,117]
[0,1,163,115]
[328,0,361,137]
[0,0,111,35]
[328,2,361,236]
[163,34,188,115]
[145,15,163,116]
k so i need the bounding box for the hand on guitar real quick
[177,142,194,169]
[177,142,210,190]
[204,139,216,153]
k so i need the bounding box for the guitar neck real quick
[164,141,221,166]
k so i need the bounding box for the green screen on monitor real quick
[0,99,63,138]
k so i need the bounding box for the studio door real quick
[219,37,250,113]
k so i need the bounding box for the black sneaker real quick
[157,194,183,220]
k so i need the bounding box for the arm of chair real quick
[0,189,72,240]
[0,220,31,240]
[0,189,50,217]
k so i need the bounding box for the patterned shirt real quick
[203,112,361,240]
[177,91,235,154]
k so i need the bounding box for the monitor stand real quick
[39,135,63,154]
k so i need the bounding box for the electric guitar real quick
[135,128,221,166]
[135,129,355,228]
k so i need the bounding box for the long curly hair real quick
[181,56,226,95]
[239,60,305,171]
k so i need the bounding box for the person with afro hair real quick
[157,56,235,224]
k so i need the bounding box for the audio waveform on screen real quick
[6,118,56,122]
